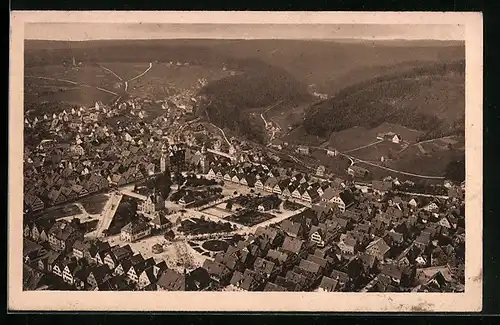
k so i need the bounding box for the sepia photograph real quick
[9,11,483,312]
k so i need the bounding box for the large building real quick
[120,222,152,242]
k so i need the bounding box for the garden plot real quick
[38,204,82,220]
[226,210,275,227]
[78,194,110,215]
[201,206,232,219]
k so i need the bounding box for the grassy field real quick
[98,62,152,81]
[24,64,119,107]
[387,150,462,177]
[310,148,351,176]
[38,204,82,220]
[226,210,275,227]
[315,122,423,153]
[127,63,234,99]
[325,126,378,151]
[78,194,109,215]
[39,87,116,106]
[370,123,425,144]
[26,64,119,89]
[282,126,326,147]
[387,138,465,177]
[349,141,403,162]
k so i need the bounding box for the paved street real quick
[95,192,123,238]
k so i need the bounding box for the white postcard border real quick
[9,11,483,312]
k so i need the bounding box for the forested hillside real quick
[303,60,465,140]
[198,62,313,143]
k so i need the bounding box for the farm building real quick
[377,132,402,144]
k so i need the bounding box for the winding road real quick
[336,151,445,180]
[211,123,232,148]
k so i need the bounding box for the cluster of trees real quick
[144,169,173,200]
[179,218,234,235]
[184,175,217,187]
[199,64,312,143]
[444,156,465,183]
[107,197,139,235]
[395,181,449,196]
[303,60,465,139]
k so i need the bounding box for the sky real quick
[24,23,465,41]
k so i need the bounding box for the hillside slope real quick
[303,60,465,141]
[198,63,313,143]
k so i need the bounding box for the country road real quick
[211,123,232,147]
[26,76,119,96]
[128,62,153,83]
[397,135,456,154]
[304,144,445,180]
[344,140,384,154]
[260,101,283,129]
[338,152,445,179]
[99,64,123,81]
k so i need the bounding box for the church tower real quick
[160,143,168,172]
[200,144,209,174]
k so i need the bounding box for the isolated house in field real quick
[296,145,309,155]
[326,148,338,157]
[377,132,402,144]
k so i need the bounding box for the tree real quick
[226,201,233,211]
[164,230,175,241]
[155,169,173,200]
[445,157,465,182]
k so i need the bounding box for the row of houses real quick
[206,164,356,211]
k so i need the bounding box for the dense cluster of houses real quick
[22,94,466,292]
[22,217,203,291]
[194,182,465,292]
[23,154,466,292]
[193,159,466,292]
[22,87,233,216]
